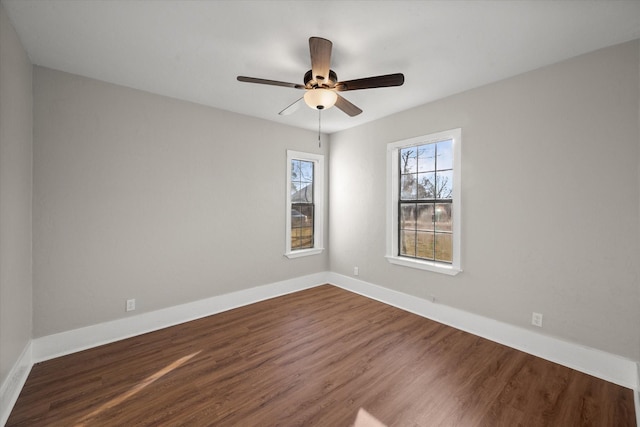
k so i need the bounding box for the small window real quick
[285,151,324,258]
[290,159,314,250]
[386,129,461,275]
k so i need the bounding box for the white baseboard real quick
[636,364,640,427]
[327,272,640,391]
[635,389,640,427]
[32,272,328,363]
[0,341,32,427]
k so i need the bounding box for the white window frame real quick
[386,128,462,275]
[285,150,324,259]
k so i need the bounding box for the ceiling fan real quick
[237,37,405,117]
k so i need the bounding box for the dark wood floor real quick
[7,285,636,426]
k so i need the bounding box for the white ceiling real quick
[3,0,640,134]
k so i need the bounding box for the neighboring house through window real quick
[386,129,462,275]
[285,150,324,258]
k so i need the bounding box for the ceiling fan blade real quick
[309,37,332,85]
[279,97,303,116]
[237,76,305,89]
[334,94,363,117]
[335,73,405,91]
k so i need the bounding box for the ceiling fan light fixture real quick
[304,88,337,110]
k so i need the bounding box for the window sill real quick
[385,255,461,276]
[285,248,324,259]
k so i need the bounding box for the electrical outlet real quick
[531,312,543,327]
[126,299,136,312]
[353,266,359,276]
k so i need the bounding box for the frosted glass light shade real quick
[304,89,338,110]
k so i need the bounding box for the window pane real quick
[436,170,453,199]
[291,204,313,227]
[299,161,313,183]
[302,207,313,233]
[295,226,313,249]
[417,144,436,172]
[291,159,314,183]
[400,204,416,230]
[400,230,416,257]
[417,203,434,231]
[436,139,453,170]
[435,203,452,232]
[291,160,301,187]
[291,184,312,203]
[291,228,302,249]
[291,159,301,180]
[416,231,435,260]
[417,172,435,198]
[303,226,314,248]
[400,174,417,200]
[400,147,417,173]
[298,204,313,220]
[291,160,314,203]
[291,208,305,227]
[435,233,452,263]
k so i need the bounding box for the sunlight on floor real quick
[75,351,202,426]
[353,408,387,427]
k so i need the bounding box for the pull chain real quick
[317,109,322,148]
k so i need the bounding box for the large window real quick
[285,150,324,258]
[386,129,461,275]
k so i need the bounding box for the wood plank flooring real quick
[7,285,636,426]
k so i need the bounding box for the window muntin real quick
[285,151,324,258]
[386,129,461,275]
[399,140,453,263]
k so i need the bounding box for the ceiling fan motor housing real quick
[304,69,338,89]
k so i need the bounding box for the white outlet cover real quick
[531,312,543,327]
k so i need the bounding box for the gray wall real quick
[33,67,328,337]
[329,41,640,360]
[0,3,33,384]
